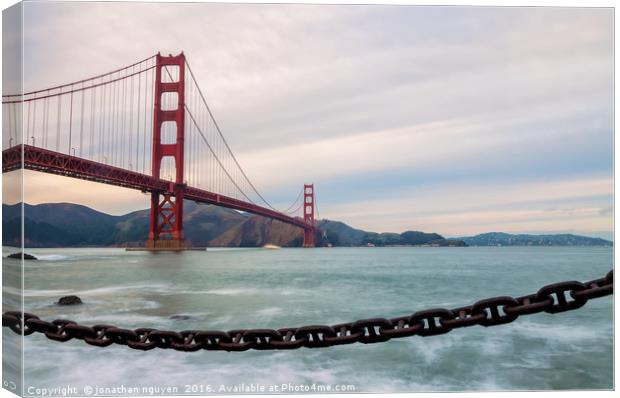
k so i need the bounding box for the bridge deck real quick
[2,145,309,230]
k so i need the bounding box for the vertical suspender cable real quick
[43,97,49,148]
[128,67,134,170]
[13,102,17,144]
[68,87,73,154]
[115,75,120,165]
[149,65,155,175]
[107,78,113,163]
[99,80,106,162]
[112,75,118,166]
[110,76,116,164]
[31,99,37,146]
[26,101,31,145]
[56,94,61,151]
[143,66,148,174]
[89,86,96,160]
[7,103,12,146]
[121,72,127,168]
[110,76,116,165]
[79,83,85,157]
[136,68,142,171]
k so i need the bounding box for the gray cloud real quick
[10,2,614,235]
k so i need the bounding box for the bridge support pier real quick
[146,184,185,249]
[303,228,315,248]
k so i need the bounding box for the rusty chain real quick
[2,270,613,352]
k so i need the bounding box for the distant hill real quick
[3,202,257,248]
[457,232,612,247]
[317,220,466,247]
[2,202,463,248]
[5,203,610,248]
[12,204,610,248]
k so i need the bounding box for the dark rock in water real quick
[170,314,196,320]
[57,295,82,305]
[7,252,38,260]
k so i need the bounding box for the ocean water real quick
[2,246,614,395]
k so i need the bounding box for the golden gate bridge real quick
[2,52,316,250]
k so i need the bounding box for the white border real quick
[0,1,616,398]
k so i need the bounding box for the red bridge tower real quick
[303,184,316,247]
[147,53,186,249]
[144,52,315,250]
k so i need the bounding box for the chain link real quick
[2,270,613,352]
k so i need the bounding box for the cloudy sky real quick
[3,1,614,239]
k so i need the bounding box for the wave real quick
[255,307,283,317]
[202,287,259,295]
[3,286,70,297]
[7,283,310,300]
[507,319,612,343]
[36,254,74,261]
[73,283,171,296]
[59,312,165,326]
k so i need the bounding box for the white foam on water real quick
[5,283,171,301]
[15,247,613,393]
[111,300,162,312]
[18,321,607,394]
[203,287,259,295]
[156,287,258,296]
[205,314,233,326]
[36,254,73,261]
[74,283,171,296]
[280,288,311,296]
[168,312,210,319]
[255,307,283,317]
[139,285,314,298]
[4,286,71,297]
[406,333,464,363]
[509,320,610,343]
[478,336,507,357]
[69,313,165,326]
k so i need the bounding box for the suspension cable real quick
[282,188,304,214]
[2,55,156,100]
[286,200,304,216]
[163,64,255,204]
[184,105,255,204]
[184,59,280,211]
[314,191,321,220]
